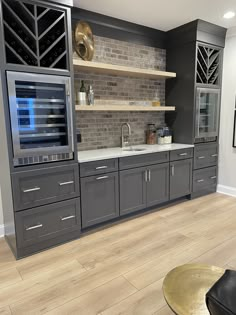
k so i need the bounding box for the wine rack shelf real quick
[196,44,221,85]
[2,0,68,70]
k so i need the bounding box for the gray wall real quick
[74,35,166,151]
[218,27,236,197]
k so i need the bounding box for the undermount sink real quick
[122,148,146,152]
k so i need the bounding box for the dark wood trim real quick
[71,7,166,49]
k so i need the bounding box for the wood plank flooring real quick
[0,193,236,314]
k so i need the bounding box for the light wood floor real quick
[0,193,236,315]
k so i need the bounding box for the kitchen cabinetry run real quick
[81,172,119,228]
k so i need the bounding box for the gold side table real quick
[163,264,225,315]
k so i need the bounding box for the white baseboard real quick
[217,184,236,197]
[0,224,4,238]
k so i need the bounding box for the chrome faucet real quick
[121,123,131,148]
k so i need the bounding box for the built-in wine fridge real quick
[7,71,74,166]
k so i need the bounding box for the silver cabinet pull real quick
[61,215,75,221]
[26,224,43,231]
[197,179,205,183]
[59,181,74,186]
[211,154,218,157]
[95,166,108,170]
[210,176,217,179]
[179,153,188,156]
[23,187,41,193]
[198,156,205,159]
[171,165,175,176]
[148,170,151,182]
[145,170,148,182]
[96,176,109,180]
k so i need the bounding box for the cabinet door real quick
[81,172,119,228]
[146,163,169,207]
[120,167,147,216]
[170,159,192,200]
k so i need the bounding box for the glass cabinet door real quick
[195,88,220,139]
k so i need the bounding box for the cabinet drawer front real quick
[170,148,193,161]
[119,152,169,170]
[80,159,118,177]
[12,165,80,211]
[194,143,218,169]
[81,172,119,228]
[15,198,81,248]
[193,167,217,192]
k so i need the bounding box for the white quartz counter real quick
[78,143,194,163]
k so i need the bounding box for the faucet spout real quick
[121,123,131,148]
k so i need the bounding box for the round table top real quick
[163,264,225,315]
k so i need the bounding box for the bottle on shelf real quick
[78,80,87,105]
[87,85,94,106]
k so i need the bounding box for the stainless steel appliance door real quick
[195,88,220,139]
[7,72,74,159]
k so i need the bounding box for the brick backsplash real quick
[74,35,166,151]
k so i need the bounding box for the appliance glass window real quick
[15,81,68,150]
[196,89,220,138]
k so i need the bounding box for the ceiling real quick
[77,0,236,31]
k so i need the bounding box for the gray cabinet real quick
[12,164,80,211]
[15,198,81,249]
[194,142,218,170]
[170,159,193,200]
[81,172,119,228]
[120,163,169,216]
[120,166,147,216]
[80,159,118,177]
[146,163,169,207]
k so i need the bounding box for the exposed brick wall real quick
[74,35,166,151]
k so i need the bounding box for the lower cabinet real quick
[120,166,147,215]
[15,198,81,256]
[120,163,169,216]
[81,172,119,228]
[170,159,193,200]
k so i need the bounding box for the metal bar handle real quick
[95,166,108,170]
[211,154,218,157]
[26,224,43,231]
[59,181,74,186]
[197,179,205,183]
[179,153,188,156]
[210,176,217,179]
[148,170,151,182]
[171,165,175,176]
[61,215,75,221]
[96,176,109,180]
[23,187,41,193]
[145,170,148,182]
[198,156,206,160]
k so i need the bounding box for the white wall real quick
[218,27,236,197]
[0,186,4,236]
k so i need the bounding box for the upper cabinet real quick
[196,43,222,86]
[1,0,71,72]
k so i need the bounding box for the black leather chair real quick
[206,270,236,315]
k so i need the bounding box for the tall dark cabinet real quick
[0,0,81,259]
[166,20,227,198]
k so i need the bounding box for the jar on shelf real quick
[146,124,156,145]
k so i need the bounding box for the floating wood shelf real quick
[73,59,176,79]
[75,105,175,112]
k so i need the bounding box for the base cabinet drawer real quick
[15,198,81,248]
[81,172,119,228]
[170,148,193,161]
[80,159,118,177]
[194,142,218,170]
[193,167,217,193]
[119,152,169,170]
[12,164,80,211]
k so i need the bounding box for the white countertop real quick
[77,143,194,163]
